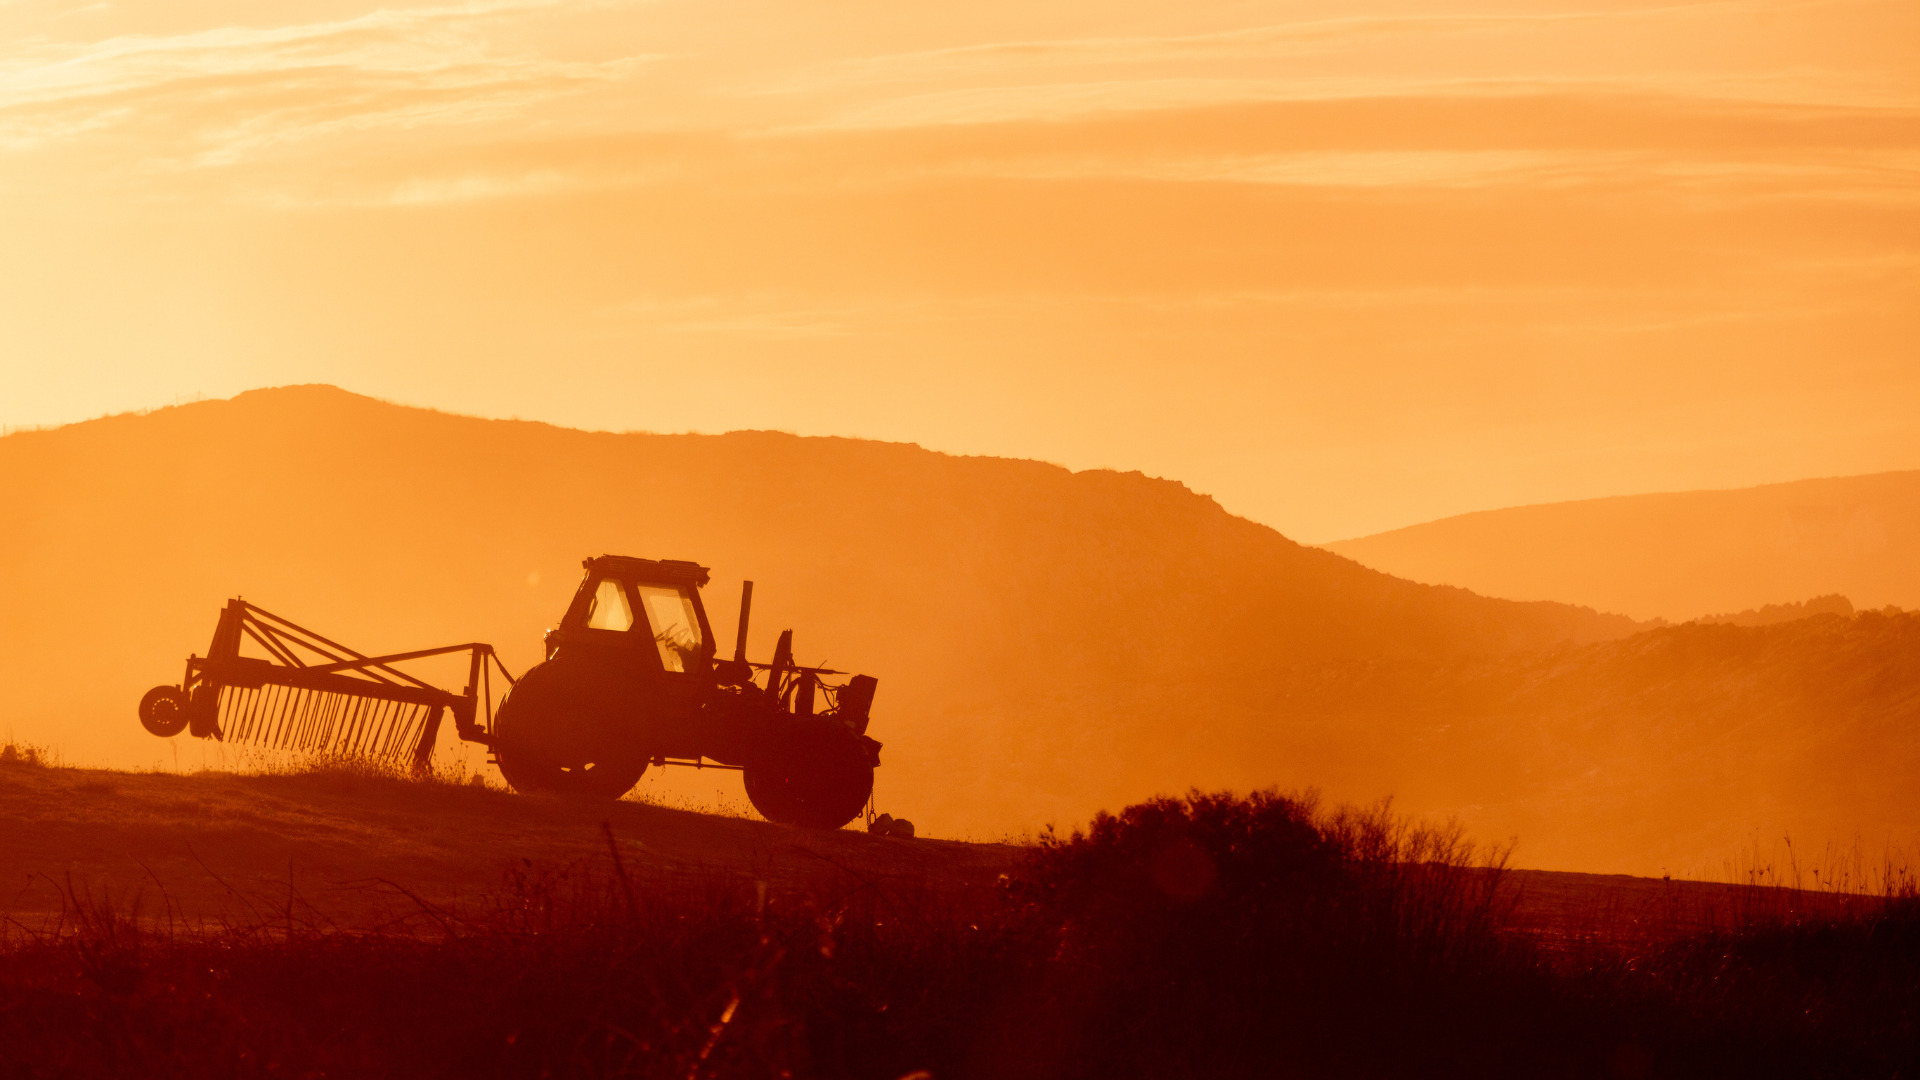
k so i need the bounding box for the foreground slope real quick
[1326,471,1920,621]
[0,761,1830,951]
[0,763,1014,926]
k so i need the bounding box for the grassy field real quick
[1,754,1915,1078]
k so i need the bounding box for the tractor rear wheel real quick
[493,660,648,799]
[743,733,874,829]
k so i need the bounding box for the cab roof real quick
[583,555,711,588]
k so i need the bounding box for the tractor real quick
[136,556,884,830]
[495,556,881,827]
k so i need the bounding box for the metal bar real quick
[246,687,267,743]
[411,706,444,774]
[392,704,422,762]
[205,600,246,663]
[342,695,368,756]
[246,610,358,667]
[254,615,401,684]
[743,660,844,675]
[733,580,753,662]
[199,657,457,708]
[242,603,367,661]
[233,687,259,743]
[374,701,398,759]
[258,686,281,748]
[221,687,245,743]
[764,629,792,704]
[241,622,306,669]
[280,687,304,750]
[301,643,496,677]
[362,698,387,757]
[649,756,745,772]
[358,697,383,757]
[367,699,391,758]
[300,689,329,753]
[326,693,350,753]
[299,691,325,753]
[387,705,417,762]
[242,604,437,690]
[266,685,293,749]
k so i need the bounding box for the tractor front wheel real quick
[743,734,874,829]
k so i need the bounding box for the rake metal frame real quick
[182,599,515,772]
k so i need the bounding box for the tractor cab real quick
[547,556,716,676]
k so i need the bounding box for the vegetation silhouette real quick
[1,786,1915,1078]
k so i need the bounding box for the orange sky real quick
[0,0,1914,541]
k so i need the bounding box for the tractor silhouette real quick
[137,556,883,830]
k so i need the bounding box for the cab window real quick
[637,584,703,672]
[584,578,634,632]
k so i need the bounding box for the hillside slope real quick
[0,761,1827,951]
[1325,472,1920,621]
[3,387,1916,873]
[0,386,1632,837]
[1354,611,1920,871]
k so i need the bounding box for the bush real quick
[998,791,1575,1078]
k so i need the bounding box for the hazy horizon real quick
[2,0,1915,542]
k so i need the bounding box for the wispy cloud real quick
[795,71,1920,133]
[0,0,653,159]
[753,2,1822,88]
[1,0,582,101]
[2,0,1912,213]
[751,0,1917,129]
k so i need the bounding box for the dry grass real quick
[0,789,1915,1078]
[0,741,51,767]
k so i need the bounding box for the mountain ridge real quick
[3,385,1912,873]
[1326,469,1920,621]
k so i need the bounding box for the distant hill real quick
[1325,472,1920,621]
[1696,594,1856,628]
[2,386,1915,874]
[1351,610,1920,873]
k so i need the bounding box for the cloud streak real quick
[0,0,652,159]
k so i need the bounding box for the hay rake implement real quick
[139,599,512,773]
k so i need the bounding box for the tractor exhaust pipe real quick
[734,580,754,663]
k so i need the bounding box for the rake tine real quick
[352,697,378,758]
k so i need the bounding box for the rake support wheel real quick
[138,686,190,738]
